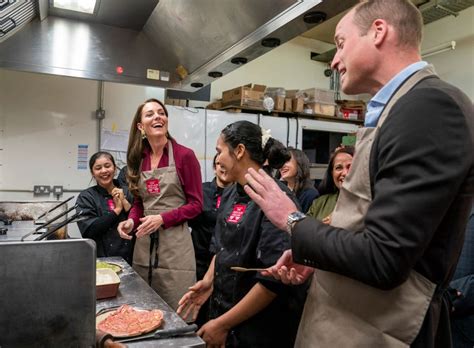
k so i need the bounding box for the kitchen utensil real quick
[21,204,78,241]
[35,196,74,223]
[230,266,267,272]
[34,210,83,241]
[117,324,198,343]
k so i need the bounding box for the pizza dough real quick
[97,304,164,337]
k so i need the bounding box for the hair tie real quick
[261,128,272,150]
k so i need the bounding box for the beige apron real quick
[296,66,438,347]
[133,140,196,310]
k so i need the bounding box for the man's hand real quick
[244,168,298,231]
[117,219,134,240]
[261,249,314,285]
[135,214,163,238]
[177,279,213,322]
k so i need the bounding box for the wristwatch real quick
[286,211,306,234]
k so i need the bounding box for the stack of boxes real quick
[208,83,365,121]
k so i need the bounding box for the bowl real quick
[96,268,120,299]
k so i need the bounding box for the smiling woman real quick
[76,151,134,264]
[117,98,203,311]
[177,121,304,347]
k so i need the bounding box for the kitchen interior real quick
[0,0,473,346]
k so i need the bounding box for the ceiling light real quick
[191,82,204,88]
[52,0,97,14]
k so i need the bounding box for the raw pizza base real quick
[96,304,164,338]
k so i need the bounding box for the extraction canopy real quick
[0,0,358,92]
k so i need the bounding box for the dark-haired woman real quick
[307,146,354,223]
[77,151,134,264]
[279,147,319,213]
[117,98,203,310]
[178,121,298,347]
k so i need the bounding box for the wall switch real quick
[53,185,64,195]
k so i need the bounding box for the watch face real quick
[289,211,306,222]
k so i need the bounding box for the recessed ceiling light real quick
[52,0,97,14]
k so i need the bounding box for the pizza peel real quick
[117,323,198,343]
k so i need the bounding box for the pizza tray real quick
[96,307,164,338]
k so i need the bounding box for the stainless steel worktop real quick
[97,257,205,347]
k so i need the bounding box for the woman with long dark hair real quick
[77,151,133,264]
[117,98,203,310]
[307,146,354,223]
[279,147,319,213]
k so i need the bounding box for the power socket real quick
[33,185,51,196]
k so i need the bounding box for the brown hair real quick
[126,98,171,196]
[353,0,423,49]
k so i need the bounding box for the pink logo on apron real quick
[146,178,161,194]
[107,198,115,211]
[216,196,222,209]
[227,204,247,223]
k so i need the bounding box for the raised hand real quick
[261,249,314,285]
[244,168,297,231]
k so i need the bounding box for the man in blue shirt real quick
[244,0,473,347]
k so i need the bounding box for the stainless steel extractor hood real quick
[0,0,358,92]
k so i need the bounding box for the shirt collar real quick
[370,61,428,106]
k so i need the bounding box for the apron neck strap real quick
[167,139,175,166]
[377,64,438,128]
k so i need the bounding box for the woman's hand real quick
[135,214,163,238]
[197,318,229,348]
[112,188,131,213]
[261,249,314,285]
[117,219,134,240]
[112,192,123,215]
[177,279,213,322]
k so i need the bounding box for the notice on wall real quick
[77,144,88,170]
[101,129,128,153]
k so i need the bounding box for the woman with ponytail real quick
[177,120,300,347]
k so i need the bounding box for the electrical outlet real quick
[33,185,51,196]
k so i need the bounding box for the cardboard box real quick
[301,88,335,104]
[273,96,285,111]
[285,89,299,99]
[165,98,187,106]
[206,100,223,110]
[284,98,292,112]
[305,102,336,117]
[222,84,266,108]
[292,98,304,113]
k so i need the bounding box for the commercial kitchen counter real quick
[97,257,205,347]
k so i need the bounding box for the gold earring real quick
[141,129,147,140]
